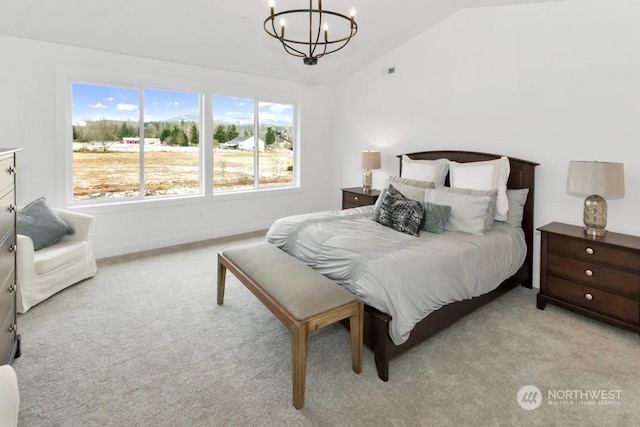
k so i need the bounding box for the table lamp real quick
[566,161,625,237]
[361,151,381,193]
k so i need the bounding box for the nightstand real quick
[341,187,380,209]
[537,222,640,335]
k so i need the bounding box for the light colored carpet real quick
[13,232,640,426]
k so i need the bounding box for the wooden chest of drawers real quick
[341,187,380,210]
[537,222,640,334]
[0,148,20,364]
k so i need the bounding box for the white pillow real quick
[423,188,492,235]
[400,156,449,187]
[449,157,510,221]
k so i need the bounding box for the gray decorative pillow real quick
[422,202,451,234]
[434,187,497,231]
[505,189,529,228]
[388,176,434,203]
[423,188,492,235]
[17,197,75,250]
[374,185,424,236]
[374,176,434,210]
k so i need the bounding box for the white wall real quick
[0,35,334,258]
[331,0,640,286]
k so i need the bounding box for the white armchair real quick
[16,209,97,313]
[0,365,18,426]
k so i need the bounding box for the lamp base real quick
[584,227,607,237]
[362,168,372,192]
[583,194,607,237]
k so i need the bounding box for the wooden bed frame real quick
[361,150,538,381]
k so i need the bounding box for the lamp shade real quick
[361,151,381,170]
[567,161,625,198]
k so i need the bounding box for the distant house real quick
[220,136,244,149]
[238,136,265,152]
[122,137,161,145]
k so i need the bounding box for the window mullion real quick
[138,88,145,198]
[202,93,212,195]
[254,100,259,189]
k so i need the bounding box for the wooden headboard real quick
[398,150,539,288]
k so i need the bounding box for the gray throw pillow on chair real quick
[17,197,75,250]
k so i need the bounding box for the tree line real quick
[73,119,293,148]
[213,123,291,148]
[73,119,199,146]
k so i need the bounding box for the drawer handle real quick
[354,196,359,201]
[8,284,16,294]
[7,166,15,175]
[585,247,594,255]
[584,269,593,277]
[8,244,16,254]
[8,324,16,333]
[7,204,16,213]
[584,293,593,301]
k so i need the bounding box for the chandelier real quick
[264,1,358,65]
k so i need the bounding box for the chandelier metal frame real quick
[264,0,358,65]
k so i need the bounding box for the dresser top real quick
[538,222,640,252]
[0,148,21,155]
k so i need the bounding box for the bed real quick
[267,151,538,381]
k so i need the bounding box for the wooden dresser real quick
[0,148,21,363]
[537,222,640,335]
[341,187,380,209]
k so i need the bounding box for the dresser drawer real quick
[0,269,15,322]
[343,191,377,207]
[547,276,639,325]
[548,235,640,272]
[0,304,16,365]
[0,189,15,241]
[0,156,15,195]
[548,255,640,299]
[342,191,377,209]
[0,232,15,289]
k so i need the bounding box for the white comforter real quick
[266,206,527,345]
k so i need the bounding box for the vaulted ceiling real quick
[0,0,556,85]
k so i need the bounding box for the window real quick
[72,83,141,200]
[143,89,200,197]
[70,82,296,205]
[213,96,294,192]
[72,83,201,201]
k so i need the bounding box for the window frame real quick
[55,66,300,213]
[212,96,298,194]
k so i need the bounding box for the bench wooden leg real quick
[350,302,363,374]
[291,324,308,410]
[217,255,226,305]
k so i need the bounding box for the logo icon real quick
[518,385,542,410]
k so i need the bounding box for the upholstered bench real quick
[217,242,363,410]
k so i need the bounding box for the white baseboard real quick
[93,221,272,259]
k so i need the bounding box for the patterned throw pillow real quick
[373,185,424,236]
[422,202,452,234]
